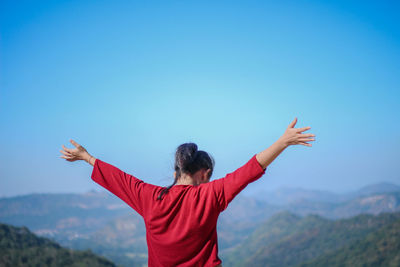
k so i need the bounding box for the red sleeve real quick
[91,158,151,217]
[210,154,266,212]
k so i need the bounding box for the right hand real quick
[60,139,90,162]
[278,117,315,147]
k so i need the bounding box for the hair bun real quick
[176,142,198,172]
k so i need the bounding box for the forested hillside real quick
[0,223,117,267]
[299,216,400,266]
[222,211,400,267]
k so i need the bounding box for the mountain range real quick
[1,182,399,266]
[221,211,400,266]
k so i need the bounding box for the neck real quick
[175,174,198,186]
[175,180,197,186]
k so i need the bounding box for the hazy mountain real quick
[222,211,400,267]
[253,182,400,205]
[0,222,117,267]
[217,195,280,250]
[253,186,339,204]
[285,192,400,219]
[354,182,400,196]
[0,192,146,266]
[1,183,399,266]
[64,213,148,267]
[0,191,131,240]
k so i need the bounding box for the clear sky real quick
[1,0,399,197]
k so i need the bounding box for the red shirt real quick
[91,154,266,267]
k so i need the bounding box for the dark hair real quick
[157,143,215,200]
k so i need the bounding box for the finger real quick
[298,133,315,138]
[70,139,81,148]
[296,126,311,133]
[298,138,315,142]
[62,144,73,153]
[60,150,72,156]
[298,141,312,147]
[288,117,297,128]
[60,155,73,159]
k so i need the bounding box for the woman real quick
[60,117,315,267]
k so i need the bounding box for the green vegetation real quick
[0,223,117,267]
[299,216,400,267]
[222,211,400,267]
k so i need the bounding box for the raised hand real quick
[60,139,90,162]
[278,117,315,147]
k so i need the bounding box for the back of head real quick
[157,142,215,200]
[175,143,215,179]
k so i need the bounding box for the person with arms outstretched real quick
[60,117,315,267]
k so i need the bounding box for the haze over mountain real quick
[1,182,399,266]
[252,182,400,205]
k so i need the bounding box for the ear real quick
[174,171,176,179]
[204,169,211,179]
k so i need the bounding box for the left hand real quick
[60,139,90,162]
[278,117,315,147]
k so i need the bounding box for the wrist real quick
[84,153,92,163]
[277,137,289,150]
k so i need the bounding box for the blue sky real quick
[1,0,399,197]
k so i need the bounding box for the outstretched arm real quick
[212,117,316,212]
[60,139,96,166]
[256,117,315,169]
[59,139,152,217]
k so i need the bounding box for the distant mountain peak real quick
[356,182,400,195]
